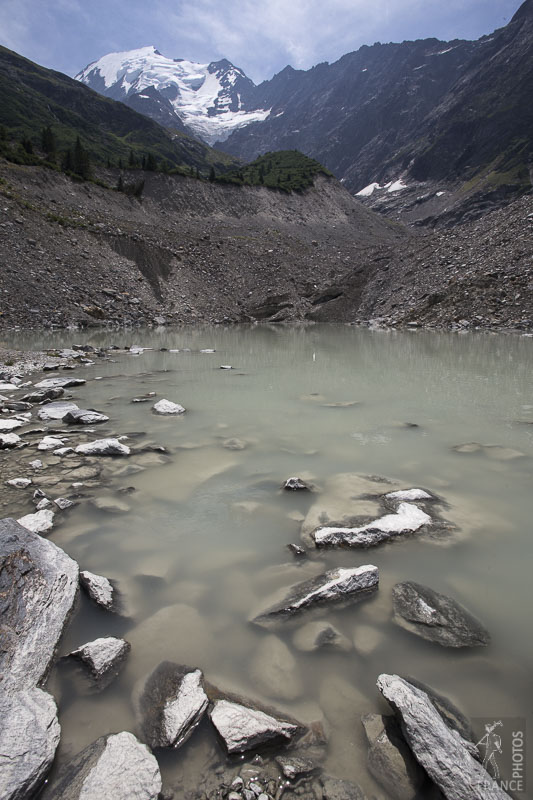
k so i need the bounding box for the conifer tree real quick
[21,137,33,154]
[209,166,216,182]
[41,126,56,161]
[146,152,157,171]
[128,149,136,168]
[117,174,124,192]
[0,125,6,141]
[62,148,73,172]
[73,136,91,179]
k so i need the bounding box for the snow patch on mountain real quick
[76,46,270,144]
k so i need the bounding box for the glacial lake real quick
[3,324,532,798]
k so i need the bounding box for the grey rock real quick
[283,476,311,491]
[34,377,86,389]
[287,543,306,557]
[6,477,32,488]
[80,570,114,609]
[21,387,65,403]
[0,687,60,800]
[37,401,79,421]
[403,677,475,743]
[75,438,130,456]
[320,775,367,799]
[38,435,67,451]
[312,502,431,548]
[0,518,78,692]
[135,661,208,749]
[36,498,53,511]
[209,699,301,755]
[17,508,55,534]
[40,731,162,800]
[275,754,320,780]
[152,399,186,415]
[377,674,510,800]
[249,635,303,700]
[392,581,490,647]
[292,621,352,652]
[361,713,426,800]
[54,497,76,511]
[64,409,110,425]
[251,565,378,628]
[69,637,130,682]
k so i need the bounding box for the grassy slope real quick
[215,149,334,192]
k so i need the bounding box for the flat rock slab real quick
[64,409,110,425]
[377,674,510,800]
[312,502,431,548]
[209,699,301,755]
[0,518,78,692]
[152,399,186,415]
[251,565,378,628]
[40,731,161,800]
[37,402,79,421]
[0,418,25,432]
[69,637,130,684]
[34,377,86,389]
[75,438,130,456]
[0,687,60,800]
[17,508,55,534]
[392,581,490,647]
[21,387,65,403]
[80,569,114,609]
[38,436,67,451]
[135,661,208,749]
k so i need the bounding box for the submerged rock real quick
[69,637,130,683]
[251,565,378,628]
[64,409,110,425]
[37,401,79,421]
[17,508,55,534]
[275,754,320,781]
[209,699,301,755]
[135,662,208,749]
[361,713,426,800]
[0,518,78,692]
[249,635,303,700]
[312,502,431,548]
[320,775,367,799]
[40,731,161,800]
[152,399,186,415]
[392,581,490,647]
[80,570,114,609]
[0,688,60,800]
[292,621,352,652]
[287,543,306,557]
[377,674,509,800]
[75,438,130,456]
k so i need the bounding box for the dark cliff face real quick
[219,0,533,199]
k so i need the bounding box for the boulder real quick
[37,402,79,421]
[69,637,130,684]
[38,436,66,451]
[392,582,490,647]
[135,662,208,749]
[152,399,186,415]
[0,418,25,432]
[17,509,55,534]
[361,713,426,800]
[283,477,311,491]
[64,409,110,425]
[40,731,161,800]
[249,635,303,700]
[80,570,114,609]
[0,518,78,692]
[75,438,130,456]
[0,433,22,449]
[209,699,301,755]
[251,565,379,628]
[312,503,431,548]
[21,387,65,403]
[33,377,86,389]
[292,621,352,652]
[0,688,60,800]
[275,754,320,780]
[377,674,510,800]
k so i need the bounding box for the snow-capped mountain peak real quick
[75,47,270,144]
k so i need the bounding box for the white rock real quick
[53,446,74,455]
[385,488,433,502]
[29,460,43,469]
[17,509,55,534]
[0,418,25,432]
[75,438,130,456]
[209,700,299,754]
[6,478,32,488]
[53,497,76,511]
[0,382,19,392]
[312,502,431,547]
[36,499,52,510]
[80,570,114,609]
[37,401,79,421]
[64,409,109,425]
[152,399,186,415]
[70,637,130,678]
[38,436,66,451]
[33,377,85,389]
[0,432,22,448]
[200,349,215,353]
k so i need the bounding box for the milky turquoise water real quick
[3,324,531,797]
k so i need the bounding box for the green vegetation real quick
[0,44,238,177]
[215,150,333,192]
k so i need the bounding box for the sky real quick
[0,0,523,84]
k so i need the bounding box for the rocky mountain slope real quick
[1,159,531,333]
